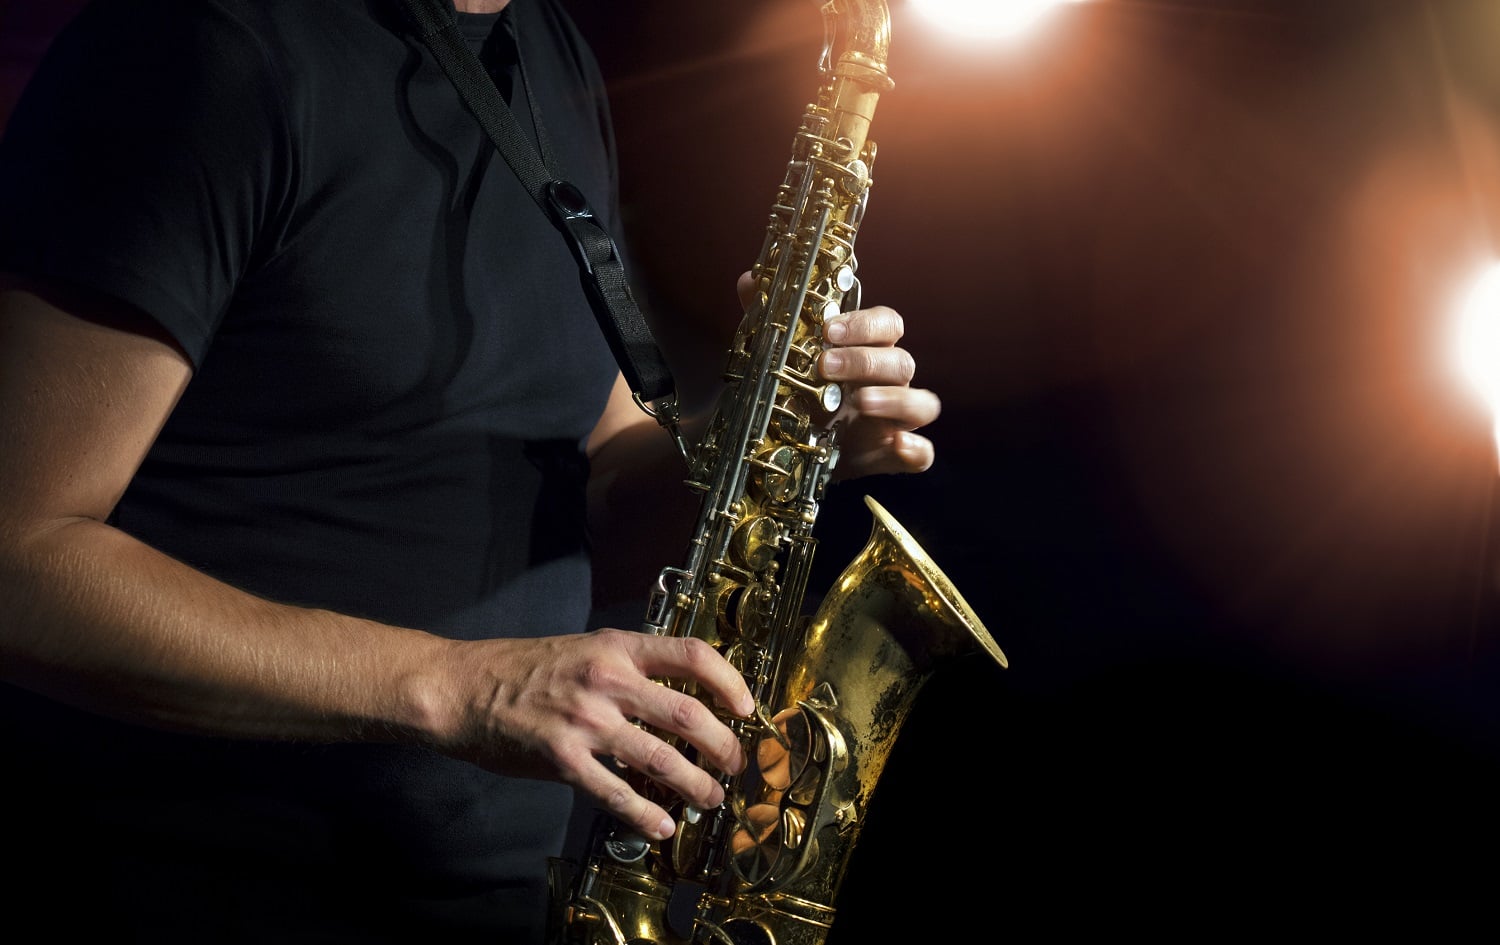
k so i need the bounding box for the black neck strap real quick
[401,0,681,429]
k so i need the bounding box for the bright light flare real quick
[909,0,1091,40]
[1454,262,1500,472]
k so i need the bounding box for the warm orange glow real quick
[908,0,1090,40]
[1455,262,1500,471]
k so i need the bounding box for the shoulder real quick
[48,0,409,76]
[523,0,609,95]
[25,1,293,119]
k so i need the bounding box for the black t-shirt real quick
[0,0,622,940]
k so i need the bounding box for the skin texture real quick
[0,260,940,842]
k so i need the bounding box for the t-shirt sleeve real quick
[0,0,291,369]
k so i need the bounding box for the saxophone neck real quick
[818,0,893,91]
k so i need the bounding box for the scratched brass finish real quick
[546,3,1006,943]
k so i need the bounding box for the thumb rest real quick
[547,3,1007,943]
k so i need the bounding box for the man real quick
[0,0,941,941]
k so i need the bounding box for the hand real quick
[736,271,941,480]
[436,627,754,842]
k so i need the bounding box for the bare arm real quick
[0,274,456,740]
[0,275,751,840]
[585,373,700,608]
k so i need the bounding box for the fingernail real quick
[657,816,676,839]
[821,350,843,374]
[825,318,847,343]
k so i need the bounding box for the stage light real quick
[908,0,1090,40]
[1455,261,1500,473]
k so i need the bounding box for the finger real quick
[824,306,903,347]
[846,386,942,430]
[736,270,756,311]
[623,681,746,778]
[837,430,937,477]
[606,718,732,810]
[569,751,678,841]
[819,345,916,387]
[630,635,754,719]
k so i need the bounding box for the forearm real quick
[587,414,701,609]
[0,515,455,745]
[0,506,760,835]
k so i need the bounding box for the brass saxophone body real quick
[548,3,1007,943]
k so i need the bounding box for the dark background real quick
[7,0,1500,935]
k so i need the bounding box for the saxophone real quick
[547,3,1007,942]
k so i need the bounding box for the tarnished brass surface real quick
[546,4,1006,943]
